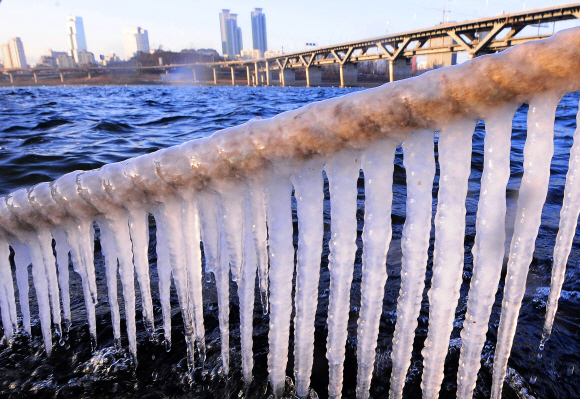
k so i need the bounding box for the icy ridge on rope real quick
[0,28,580,398]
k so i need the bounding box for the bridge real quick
[3,2,580,87]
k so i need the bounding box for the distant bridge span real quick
[3,3,580,87]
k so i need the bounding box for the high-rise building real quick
[1,37,27,69]
[123,27,150,60]
[251,8,267,58]
[66,16,88,63]
[219,10,243,59]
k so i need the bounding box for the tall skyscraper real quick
[251,8,267,58]
[123,27,150,60]
[1,37,27,69]
[66,16,88,63]
[219,10,243,59]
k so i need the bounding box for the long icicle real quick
[239,188,259,384]
[180,192,206,364]
[356,140,397,399]
[37,228,62,337]
[541,99,580,345]
[291,159,325,398]
[325,151,361,399]
[0,238,17,336]
[11,239,31,334]
[249,180,269,315]
[215,181,245,282]
[98,220,122,347]
[265,172,295,397]
[421,119,476,399]
[53,229,72,330]
[155,200,196,368]
[456,107,517,399]
[153,210,173,350]
[389,130,436,399]
[491,95,560,399]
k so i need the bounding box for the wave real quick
[138,115,192,126]
[94,121,134,133]
[32,119,70,130]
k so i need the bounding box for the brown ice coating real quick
[1,27,580,234]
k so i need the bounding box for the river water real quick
[0,85,579,398]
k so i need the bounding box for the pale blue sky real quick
[1,0,579,64]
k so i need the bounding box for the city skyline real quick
[1,0,580,65]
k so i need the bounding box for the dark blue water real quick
[0,86,579,398]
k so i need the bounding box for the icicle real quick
[325,151,361,399]
[11,240,31,334]
[214,181,245,282]
[36,228,62,337]
[199,191,230,372]
[491,96,559,399]
[65,220,98,346]
[128,209,155,338]
[0,238,17,336]
[98,220,122,347]
[421,120,476,399]
[248,180,269,314]
[291,159,325,398]
[154,200,196,368]
[389,130,436,399]
[53,229,71,329]
[180,192,206,363]
[239,190,259,384]
[153,211,172,350]
[356,140,397,399]
[541,99,580,345]
[456,108,517,398]
[265,172,295,397]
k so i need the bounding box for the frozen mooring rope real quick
[1,28,580,399]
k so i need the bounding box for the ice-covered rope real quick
[0,28,580,399]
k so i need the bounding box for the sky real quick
[1,0,579,64]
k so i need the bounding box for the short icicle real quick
[291,159,324,398]
[356,140,397,399]
[456,107,517,399]
[215,181,245,282]
[239,189,259,384]
[249,180,269,314]
[98,221,122,347]
[325,151,361,399]
[265,172,295,397]
[491,96,559,399]
[541,99,580,345]
[421,120,475,399]
[389,130,436,399]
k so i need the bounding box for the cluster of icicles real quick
[0,95,579,399]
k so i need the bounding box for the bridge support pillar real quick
[34,73,38,83]
[9,74,13,84]
[60,72,64,83]
[231,67,236,86]
[389,60,394,82]
[254,62,260,86]
[281,69,295,87]
[340,63,357,87]
[192,68,197,82]
[306,66,321,87]
[265,61,271,86]
[88,72,92,80]
[246,66,251,86]
[213,68,217,85]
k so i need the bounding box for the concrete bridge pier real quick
[254,62,260,86]
[231,66,236,86]
[306,66,321,87]
[281,69,295,87]
[192,68,197,82]
[340,63,357,87]
[213,68,217,85]
[9,74,13,84]
[246,66,251,86]
[88,71,92,80]
[33,73,38,83]
[60,73,64,83]
[265,61,271,86]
